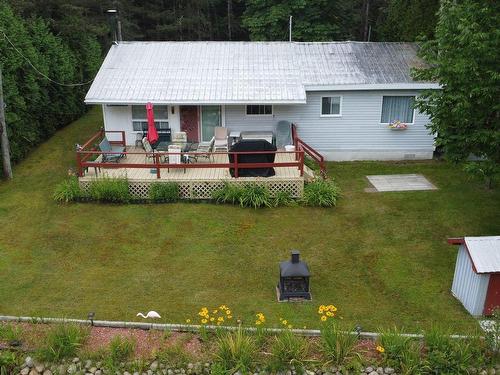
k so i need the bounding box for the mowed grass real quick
[0,107,499,333]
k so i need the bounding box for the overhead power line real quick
[0,29,94,87]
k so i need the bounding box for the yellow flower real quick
[282,320,288,325]
[218,317,224,322]
[376,345,385,353]
[210,317,215,322]
[227,315,233,319]
[279,317,283,321]
[303,326,307,329]
[326,311,333,317]
[213,309,218,314]
[255,320,262,325]
[201,319,208,324]
[185,319,191,323]
[288,325,292,329]
[225,310,231,315]
[320,315,327,321]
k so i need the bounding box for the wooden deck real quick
[78,147,312,199]
[79,147,306,182]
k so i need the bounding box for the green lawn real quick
[0,107,499,333]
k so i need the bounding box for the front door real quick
[200,105,221,142]
[180,106,199,142]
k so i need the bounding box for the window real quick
[321,96,342,116]
[246,105,273,116]
[132,105,169,131]
[381,96,415,123]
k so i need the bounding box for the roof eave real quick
[305,83,441,91]
[84,99,308,105]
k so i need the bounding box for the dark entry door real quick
[180,106,199,142]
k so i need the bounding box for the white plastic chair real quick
[214,127,228,152]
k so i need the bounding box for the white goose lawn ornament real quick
[136,311,161,319]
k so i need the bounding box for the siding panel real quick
[225,90,435,160]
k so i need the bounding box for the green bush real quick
[212,182,243,205]
[0,323,22,343]
[302,179,340,207]
[424,326,486,374]
[272,190,297,207]
[238,184,272,208]
[268,329,309,372]
[149,182,180,202]
[105,336,136,369]
[214,327,257,373]
[379,327,424,374]
[37,324,88,362]
[88,178,130,203]
[319,322,361,368]
[0,351,20,375]
[53,177,84,203]
[156,344,193,368]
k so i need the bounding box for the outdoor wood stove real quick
[277,250,311,301]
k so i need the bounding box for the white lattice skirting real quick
[79,178,304,200]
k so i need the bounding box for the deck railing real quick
[292,124,327,178]
[76,130,305,179]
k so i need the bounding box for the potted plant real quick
[388,120,408,130]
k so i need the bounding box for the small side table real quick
[229,131,241,145]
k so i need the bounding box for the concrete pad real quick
[366,174,437,192]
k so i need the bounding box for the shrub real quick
[0,323,22,343]
[212,182,243,204]
[156,344,193,368]
[424,326,486,374]
[484,308,500,364]
[0,351,19,375]
[105,336,136,369]
[319,322,361,368]
[88,178,130,203]
[149,182,180,202]
[272,190,297,207]
[268,329,309,372]
[379,327,424,374]
[53,177,84,203]
[214,326,257,373]
[302,179,340,207]
[238,184,272,208]
[37,324,88,362]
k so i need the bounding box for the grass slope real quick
[0,107,499,332]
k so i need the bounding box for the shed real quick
[448,236,500,316]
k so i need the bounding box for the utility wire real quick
[0,29,95,87]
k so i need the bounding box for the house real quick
[448,236,500,316]
[84,41,439,162]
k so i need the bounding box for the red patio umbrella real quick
[146,102,159,144]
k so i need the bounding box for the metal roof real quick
[464,236,500,274]
[85,41,436,105]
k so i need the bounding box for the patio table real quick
[155,142,199,165]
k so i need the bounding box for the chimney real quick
[106,9,123,43]
[291,250,300,264]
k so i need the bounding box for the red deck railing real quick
[76,129,305,179]
[292,124,327,178]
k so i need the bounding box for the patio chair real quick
[214,127,228,152]
[193,136,214,162]
[142,137,159,163]
[172,131,188,143]
[99,137,125,163]
[275,121,293,149]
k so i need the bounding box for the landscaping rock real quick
[384,368,394,374]
[28,369,38,375]
[368,372,378,375]
[36,364,45,373]
[94,371,102,375]
[376,368,384,374]
[67,364,77,374]
[21,367,30,375]
[25,357,34,368]
[72,358,80,364]
[43,370,53,375]
[150,362,159,372]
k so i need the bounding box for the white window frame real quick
[245,105,273,117]
[131,105,169,131]
[320,96,343,117]
[379,95,416,125]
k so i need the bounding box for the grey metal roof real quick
[85,41,434,105]
[465,236,500,273]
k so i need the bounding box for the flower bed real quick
[1,306,498,375]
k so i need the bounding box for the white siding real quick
[102,105,180,145]
[451,245,489,316]
[224,90,435,161]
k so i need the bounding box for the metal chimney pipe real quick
[106,9,122,43]
[291,250,300,263]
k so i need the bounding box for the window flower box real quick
[388,120,408,130]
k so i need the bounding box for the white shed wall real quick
[224,90,435,161]
[451,245,490,316]
[102,105,180,146]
